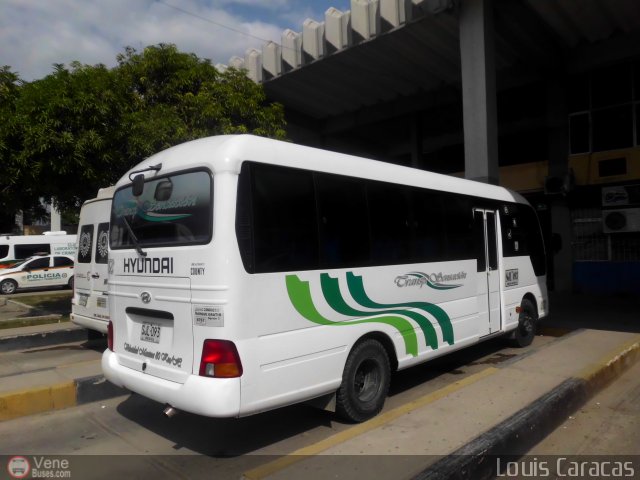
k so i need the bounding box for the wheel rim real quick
[353,359,381,403]
[2,282,15,294]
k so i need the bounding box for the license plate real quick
[140,322,161,344]
[78,294,88,307]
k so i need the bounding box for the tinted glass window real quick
[317,173,369,269]
[443,196,474,261]
[54,256,74,267]
[592,106,633,152]
[236,164,255,272]
[95,223,109,264]
[0,245,8,259]
[412,189,446,262]
[78,225,94,264]
[368,182,411,265]
[500,204,546,276]
[111,170,212,249]
[486,212,498,270]
[25,257,50,270]
[15,244,50,259]
[251,164,318,273]
[473,211,486,272]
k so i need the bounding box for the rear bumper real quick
[71,313,108,334]
[102,350,241,418]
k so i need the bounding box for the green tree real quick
[116,44,285,159]
[0,44,286,223]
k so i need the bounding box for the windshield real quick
[6,258,31,269]
[110,170,213,249]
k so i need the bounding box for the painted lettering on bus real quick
[123,257,174,274]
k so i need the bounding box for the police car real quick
[0,254,74,294]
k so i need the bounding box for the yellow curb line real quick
[0,382,77,421]
[242,366,499,480]
[577,334,640,392]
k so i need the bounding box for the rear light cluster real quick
[107,320,114,351]
[199,340,243,378]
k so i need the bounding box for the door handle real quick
[91,273,100,279]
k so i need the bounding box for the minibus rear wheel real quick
[336,339,390,423]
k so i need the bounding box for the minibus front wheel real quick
[336,338,390,423]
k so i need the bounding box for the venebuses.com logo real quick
[7,456,30,479]
[6,456,71,478]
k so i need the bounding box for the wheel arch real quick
[522,292,538,317]
[353,331,399,373]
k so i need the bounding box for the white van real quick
[0,232,77,269]
[71,187,114,334]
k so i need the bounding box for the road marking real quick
[242,366,499,480]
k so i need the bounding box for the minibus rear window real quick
[110,170,212,249]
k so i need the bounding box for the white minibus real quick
[102,135,548,422]
[71,187,115,334]
[0,232,77,269]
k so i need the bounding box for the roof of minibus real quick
[119,135,528,205]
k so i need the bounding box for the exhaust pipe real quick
[163,404,179,418]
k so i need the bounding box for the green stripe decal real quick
[320,274,439,350]
[285,271,457,357]
[285,275,419,356]
[347,272,454,345]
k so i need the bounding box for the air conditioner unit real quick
[602,208,640,233]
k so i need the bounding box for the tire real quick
[0,279,18,295]
[67,276,74,290]
[510,298,537,348]
[336,339,391,423]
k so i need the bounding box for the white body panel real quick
[0,233,77,267]
[102,135,548,418]
[71,187,114,333]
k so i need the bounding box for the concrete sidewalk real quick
[240,327,639,480]
[0,293,638,480]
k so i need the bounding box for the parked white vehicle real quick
[0,232,77,269]
[71,187,115,334]
[0,254,75,294]
[102,135,548,422]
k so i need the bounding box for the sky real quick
[1,0,351,81]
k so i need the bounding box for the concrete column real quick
[459,0,499,185]
[546,80,573,292]
[50,199,62,232]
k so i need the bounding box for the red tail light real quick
[107,321,114,351]
[199,340,243,378]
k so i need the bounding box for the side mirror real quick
[132,174,145,197]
